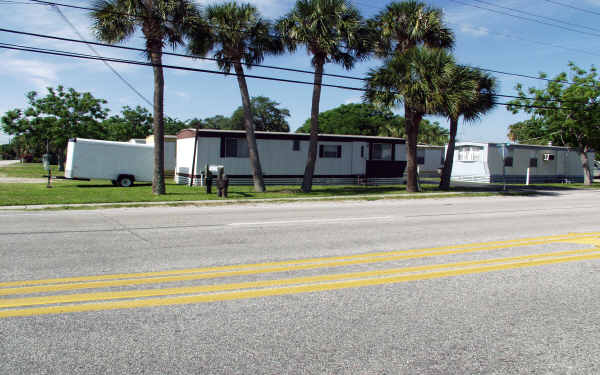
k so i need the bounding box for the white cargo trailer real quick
[65,138,154,187]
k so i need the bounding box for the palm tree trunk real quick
[405,104,422,193]
[579,146,593,185]
[301,60,324,193]
[233,62,266,192]
[439,116,458,190]
[149,40,166,195]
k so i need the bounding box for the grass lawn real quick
[0,162,61,178]
[1,162,588,207]
[0,163,454,206]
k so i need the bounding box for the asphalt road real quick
[1,189,600,374]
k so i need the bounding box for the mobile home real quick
[449,142,595,184]
[175,129,417,185]
[417,145,445,177]
[144,135,177,177]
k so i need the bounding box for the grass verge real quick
[0,163,579,207]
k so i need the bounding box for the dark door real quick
[366,160,407,178]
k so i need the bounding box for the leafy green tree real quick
[1,86,109,170]
[438,66,497,190]
[507,62,600,185]
[412,120,449,146]
[277,0,371,192]
[189,3,283,192]
[507,119,549,145]
[295,103,448,145]
[0,142,17,160]
[103,106,153,141]
[92,0,200,194]
[229,96,290,132]
[104,106,189,141]
[365,47,456,192]
[164,116,188,135]
[198,115,233,130]
[296,103,398,136]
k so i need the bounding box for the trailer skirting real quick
[451,174,585,184]
[175,173,407,186]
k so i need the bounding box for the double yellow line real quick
[1,232,599,318]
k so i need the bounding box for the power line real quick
[448,0,600,39]
[8,0,600,84]
[0,41,367,92]
[0,27,367,82]
[0,41,587,112]
[0,26,588,105]
[351,0,600,59]
[467,0,600,34]
[0,26,591,94]
[541,0,600,17]
[48,3,153,107]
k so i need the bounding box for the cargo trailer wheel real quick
[117,175,134,187]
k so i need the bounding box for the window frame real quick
[529,158,538,168]
[371,143,393,161]
[319,144,342,158]
[221,137,249,158]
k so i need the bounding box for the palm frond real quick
[275,0,368,69]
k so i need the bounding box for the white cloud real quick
[1,51,61,91]
[174,91,189,99]
[459,24,489,38]
[344,97,362,104]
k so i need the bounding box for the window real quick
[221,137,249,158]
[529,158,538,168]
[293,140,300,151]
[360,146,364,158]
[319,144,342,158]
[417,149,425,165]
[457,146,483,162]
[543,153,555,161]
[504,157,513,167]
[371,143,392,160]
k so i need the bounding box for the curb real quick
[0,191,480,211]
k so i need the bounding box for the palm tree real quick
[188,2,283,193]
[438,67,497,190]
[276,0,370,193]
[92,0,200,194]
[365,47,456,192]
[369,0,454,56]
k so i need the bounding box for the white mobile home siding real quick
[175,129,409,185]
[450,142,595,184]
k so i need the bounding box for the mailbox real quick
[42,154,52,171]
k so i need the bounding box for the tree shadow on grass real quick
[305,186,405,196]
[75,183,152,188]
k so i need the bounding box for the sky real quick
[2,0,600,145]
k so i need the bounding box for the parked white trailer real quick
[65,138,154,186]
[175,129,414,186]
[448,142,595,184]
